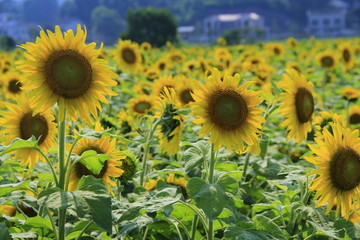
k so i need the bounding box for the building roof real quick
[177,26,195,33]
[213,12,261,22]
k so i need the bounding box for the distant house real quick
[305,9,347,37]
[177,25,196,42]
[202,12,266,42]
[0,13,31,43]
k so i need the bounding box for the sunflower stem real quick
[191,215,199,240]
[242,152,251,181]
[58,111,67,240]
[139,119,160,186]
[207,144,216,240]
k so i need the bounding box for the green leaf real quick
[24,216,53,230]
[76,128,110,140]
[175,108,191,115]
[217,175,238,194]
[184,147,204,173]
[308,220,340,239]
[0,137,39,156]
[191,182,228,220]
[0,181,31,197]
[215,162,238,172]
[38,176,112,234]
[77,150,112,175]
[0,223,11,240]
[254,214,286,240]
[186,177,206,198]
[224,226,271,240]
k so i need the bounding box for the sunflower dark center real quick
[134,101,151,114]
[75,146,108,178]
[159,63,166,70]
[343,49,351,62]
[8,79,22,93]
[295,87,314,123]
[350,113,360,125]
[209,89,248,131]
[330,147,360,191]
[20,112,48,145]
[45,49,92,99]
[121,48,136,64]
[180,88,194,105]
[274,47,280,55]
[321,56,334,68]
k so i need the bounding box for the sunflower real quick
[155,88,185,155]
[286,61,302,73]
[145,178,159,191]
[133,80,153,95]
[175,75,195,106]
[144,66,160,81]
[166,174,189,200]
[114,39,141,74]
[117,110,135,135]
[341,87,360,102]
[69,122,124,192]
[278,68,315,143]
[140,42,152,51]
[0,97,57,168]
[17,25,117,123]
[338,43,355,69]
[304,123,360,220]
[191,68,264,153]
[155,58,170,72]
[167,50,184,64]
[128,95,155,116]
[265,43,285,56]
[152,74,178,96]
[2,72,27,100]
[287,37,297,48]
[313,111,346,136]
[349,106,360,127]
[316,51,337,70]
[118,151,138,181]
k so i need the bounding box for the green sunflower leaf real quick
[187,178,228,220]
[224,226,271,240]
[0,181,31,197]
[77,150,112,175]
[0,223,11,240]
[0,137,39,156]
[76,128,111,140]
[38,176,112,234]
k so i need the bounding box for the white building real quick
[0,13,31,43]
[305,9,347,37]
[203,12,265,42]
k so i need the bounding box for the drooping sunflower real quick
[140,42,152,51]
[278,68,315,143]
[0,97,57,168]
[155,87,185,155]
[304,123,360,220]
[349,106,360,127]
[286,37,297,49]
[69,122,124,192]
[114,39,142,74]
[265,42,285,57]
[2,72,27,100]
[191,68,265,153]
[144,66,160,81]
[316,51,337,70]
[128,95,155,116]
[17,25,117,123]
[118,151,138,182]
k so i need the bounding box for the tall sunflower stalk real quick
[16,25,118,240]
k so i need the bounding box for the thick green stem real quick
[191,215,199,240]
[58,112,67,240]
[75,221,93,240]
[242,152,251,181]
[139,119,160,186]
[207,144,216,240]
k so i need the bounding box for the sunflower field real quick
[0,25,360,240]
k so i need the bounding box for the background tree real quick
[0,36,16,51]
[59,0,77,20]
[73,0,100,27]
[121,8,178,47]
[91,6,124,45]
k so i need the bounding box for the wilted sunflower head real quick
[118,151,138,181]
